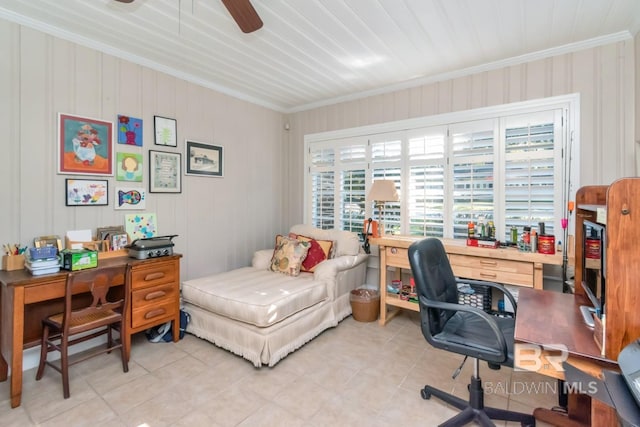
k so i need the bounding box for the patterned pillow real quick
[269,236,311,276]
[293,235,334,272]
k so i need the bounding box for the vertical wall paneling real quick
[0,21,20,242]
[1,19,286,282]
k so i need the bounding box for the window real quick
[304,96,578,241]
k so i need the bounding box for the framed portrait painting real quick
[116,152,143,182]
[58,113,114,176]
[185,140,223,177]
[149,150,181,193]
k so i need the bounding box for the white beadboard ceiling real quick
[1,0,639,113]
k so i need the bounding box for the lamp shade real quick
[367,180,399,202]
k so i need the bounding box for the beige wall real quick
[285,38,637,226]
[0,20,287,281]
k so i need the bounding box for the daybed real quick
[181,225,368,367]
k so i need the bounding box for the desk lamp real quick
[368,180,399,235]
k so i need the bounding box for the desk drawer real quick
[449,254,533,287]
[131,260,177,290]
[385,247,410,270]
[131,283,178,328]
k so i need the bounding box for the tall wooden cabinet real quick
[574,178,640,360]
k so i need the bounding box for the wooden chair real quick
[35,264,131,398]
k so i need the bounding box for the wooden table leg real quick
[378,246,388,325]
[8,287,24,408]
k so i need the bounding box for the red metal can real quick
[585,238,601,259]
[537,235,556,254]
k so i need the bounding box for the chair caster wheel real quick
[421,388,431,400]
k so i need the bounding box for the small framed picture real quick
[154,115,177,147]
[65,179,109,206]
[185,140,223,177]
[34,235,63,251]
[149,150,181,193]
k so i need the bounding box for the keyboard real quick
[580,305,596,329]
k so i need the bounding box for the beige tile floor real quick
[0,311,560,426]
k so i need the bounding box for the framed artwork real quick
[65,178,109,206]
[149,150,181,193]
[185,140,223,177]
[154,115,177,147]
[58,113,114,176]
[117,115,143,146]
[125,213,158,239]
[34,235,63,251]
[115,186,146,210]
[116,152,143,182]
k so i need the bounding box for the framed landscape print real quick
[185,140,223,177]
[154,115,177,147]
[65,179,109,206]
[58,113,114,176]
[149,150,181,193]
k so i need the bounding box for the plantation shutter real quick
[309,146,335,229]
[502,111,561,237]
[449,120,496,239]
[406,126,447,236]
[371,134,402,234]
[339,143,367,233]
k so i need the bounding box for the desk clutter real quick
[25,247,60,276]
[386,277,518,317]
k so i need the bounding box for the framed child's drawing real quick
[58,113,114,176]
[65,179,109,206]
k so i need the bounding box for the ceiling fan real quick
[114,0,263,33]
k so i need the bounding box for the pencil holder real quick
[2,254,25,271]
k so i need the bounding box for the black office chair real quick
[408,238,536,427]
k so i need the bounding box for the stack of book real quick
[25,247,60,276]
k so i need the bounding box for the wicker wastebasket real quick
[350,287,380,322]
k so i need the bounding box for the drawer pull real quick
[479,260,498,266]
[144,308,166,319]
[144,272,165,281]
[480,272,497,279]
[144,290,166,300]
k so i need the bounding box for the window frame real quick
[304,94,580,240]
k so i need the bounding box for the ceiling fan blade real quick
[221,0,263,33]
[114,0,135,3]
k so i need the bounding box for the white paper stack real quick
[25,257,60,276]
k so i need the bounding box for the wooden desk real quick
[371,236,563,325]
[0,255,181,408]
[515,288,618,426]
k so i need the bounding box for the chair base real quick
[421,376,536,427]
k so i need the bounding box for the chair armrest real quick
[420,296,508,360]
[313,253,368,279]
[455,278,518,314]
[252,249,274,270]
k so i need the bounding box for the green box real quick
[61,249,98,271]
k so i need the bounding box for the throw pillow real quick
[269,236,311,276]
[294,235,334,272]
